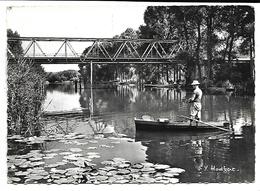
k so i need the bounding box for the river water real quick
[40,83,255,183]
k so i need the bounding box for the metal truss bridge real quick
[7,37,187,65]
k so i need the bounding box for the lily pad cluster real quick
[8,150,185,184]
[7,133,89,145]
[7,133,185,184]
[83,158,185,184]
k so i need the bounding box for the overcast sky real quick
[6,3,148,72]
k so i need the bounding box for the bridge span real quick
[7,37,186,65]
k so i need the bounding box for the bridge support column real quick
[79,78,82,93]
[90,61,93,86]
[90,61,93,115]
[74,80,78,93]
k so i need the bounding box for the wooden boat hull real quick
[135,118,230,132]
[135,130,230,142]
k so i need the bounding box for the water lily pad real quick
[117,169,130,175]
[29,157,43,161]
[132,163,144,169]
[18,161,31,168]
[115,179,129,183]
[141,167,155,172]
[87,152,99,155]
[163,172,178,178]
[50,168,67,174]
[88,147,97,150]
[97,170,107,176]
[46,163,62,168]
[169,178,179,183]
[17,154,33,159]
[110,141,120,144]
[30,161,45,167]
[100,166,116,172]
[141,162,154,167]
[118,163,131,168]
[53,178,69,184]
[29,168,48,175]
[166,167,185,174]
[15,171,30,176]
[154,164,171,170]
[96,175,108,182]
[71,161,85,167]
[47,179,52,183]
[135,178,150,184]
[70,148,82,152]
[106,170,118,177]
[44,149,61,153]
[155,176,163,181]
[77,157,92,162]
[101,160,114,166]
[27,174,44,180]
[107,177,117,183]
[30,150,42,153]
[76,142,88,145]
[43,153,58,159]
[89,170,99,176]
[139,177,155,183]
[63,155,79,161]
[51,174,62,179]
[12,158,27,166]
[59,152,73,155]
[88,155,100,159]
[10,177,21,182]
[89,140,98,144]
[112,157,126,162]
[155,179,170,184]
[99,144,114,148]
[129,168,140,173]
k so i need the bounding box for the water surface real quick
[33,83,256,183]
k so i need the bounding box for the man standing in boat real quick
[188,80,203,126]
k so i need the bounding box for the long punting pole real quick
[177,115,232,132]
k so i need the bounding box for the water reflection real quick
[135,128,254,183]
[43,84,255,140]
[43,84,254,128]
[44,83,81,111]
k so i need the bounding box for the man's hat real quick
[191,80,200,85]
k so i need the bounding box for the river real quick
[7,83,255,184]
[41,83,255,183]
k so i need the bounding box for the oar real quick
[177,115,232,132]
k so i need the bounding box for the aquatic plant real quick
[7,29,46,136]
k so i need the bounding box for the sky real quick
[6,2,148,72]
